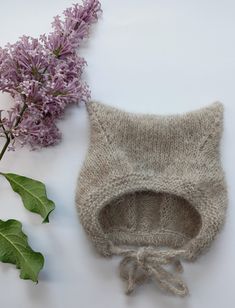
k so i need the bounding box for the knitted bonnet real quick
[75,101,228,296]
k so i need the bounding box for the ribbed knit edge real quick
[76,172,227,260]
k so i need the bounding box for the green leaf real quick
[0,173,55,223]
[0,219,44,282]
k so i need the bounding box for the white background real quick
[0,1,234,307]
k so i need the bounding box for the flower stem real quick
[0,137,11,161]
[0,102,27,161]
[14,103,27,130]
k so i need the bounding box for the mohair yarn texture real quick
[75,101,228,297]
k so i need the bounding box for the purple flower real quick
[0,0,101,149]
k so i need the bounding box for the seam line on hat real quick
[91,103,112,145]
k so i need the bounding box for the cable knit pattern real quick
[75,101,228,296]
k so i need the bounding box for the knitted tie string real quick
[110,244,189,296]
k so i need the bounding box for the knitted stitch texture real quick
[75,101,228,296]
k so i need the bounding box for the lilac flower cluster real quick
[0,0,101,149]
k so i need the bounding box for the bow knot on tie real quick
[110,244,189,297]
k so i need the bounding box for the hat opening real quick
[98,190,202,250]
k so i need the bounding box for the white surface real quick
[0,1,235,307]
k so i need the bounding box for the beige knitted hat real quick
[75,101,228,297]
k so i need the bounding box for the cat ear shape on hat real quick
[85,100,127,146]
[195,102,224,153]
